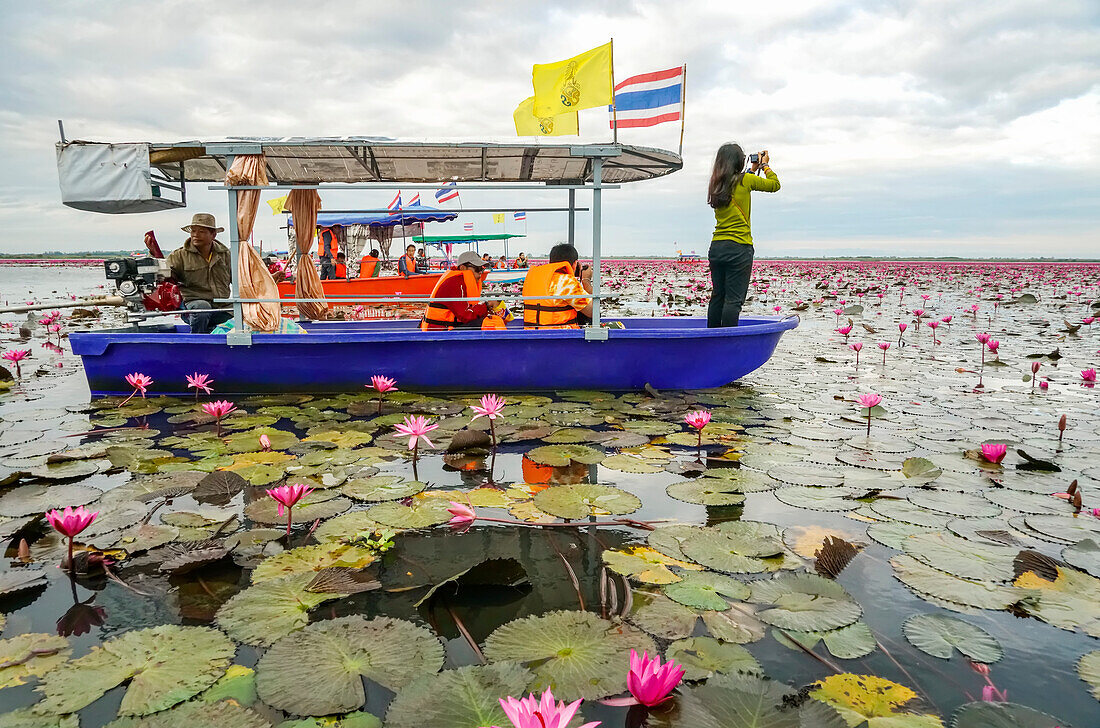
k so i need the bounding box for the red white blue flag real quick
[463,222,474,232]
[435,182,460,203]
[610,66,684,129]
[387,191,402,210]
[514,211,526,221]
[407,193,421,206]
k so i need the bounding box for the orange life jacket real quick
[522,261,580,329]
[401,254,417,276]
[420,270,505,331]
[334,262,347,279]
[317,227,339,258]
[359,256,379,278]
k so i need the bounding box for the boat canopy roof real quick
[60,138,682,185]
[413,233,525,243]
[290,208,458,228]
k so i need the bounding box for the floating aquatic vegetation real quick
[749,572,862,632]
[0,633,70,689]
[901,614,1002,662]
[532,484,641,519]
[661,571,749,611]
[810,673,943,727]
[384,662,530,728]
[214,572,341,646]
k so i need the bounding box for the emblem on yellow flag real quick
[513,96,579,136]
[492,213,505,224]
[532,41,614,117]
[267,195,288,215]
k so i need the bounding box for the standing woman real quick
[706,144,779,327]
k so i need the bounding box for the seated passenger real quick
[497,255,508,269]
[359,249,380,278]
[417,247,429,273]
[421,251,506,331]
[334,252,347,279]
[398,244,418,278]
[522,243,593,329]
[512,252,528,269]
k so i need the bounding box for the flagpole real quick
[610,38,618,144]
[678,63,687,157]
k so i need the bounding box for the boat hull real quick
[276,273,442,310]
[69,317,798,396]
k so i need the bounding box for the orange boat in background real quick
[277,272,442,316]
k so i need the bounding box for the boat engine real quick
[103,257,181,312]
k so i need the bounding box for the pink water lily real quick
[266,483,315,535]
[627,649,685,706]
[368,375,397,413]
[471,394,507,448]
[684,409,711,447]
[186,372,214,398]
[857,393,881,436]
[981,443,1008,464]
[395,415,438,453]
[45,506,98,572]
[202,400,237,435]
[494,689,600,728]
[1,349,30,378]
[878,342,891,366]
[259,434,272,452]
[1083,368,1097,383]
[849,342,862,368]
[119,372,153,406]
[447,501,476,525]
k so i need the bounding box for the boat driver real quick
[166,213,232,334]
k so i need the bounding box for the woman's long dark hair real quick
[707,143,746,209]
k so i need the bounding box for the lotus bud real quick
[1073,490,1083,513]
[1068,480,1078,497]
[17,538,30,561]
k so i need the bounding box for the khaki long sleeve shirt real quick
[166,239,232,303]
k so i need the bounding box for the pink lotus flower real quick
[494,690,600,728]
[976,332,990,344]
[368,374,397,413]
[1083,368,1097,383]
[202,400,237,435]
[849,342,862,367]
[857,393,881,436]
[981,443,1007,464]
[627,649,685,707]
[259,434,272,452]
[836,325,852,339]
[447,501,476,525]
[471,394,506,422]
[1,348,30,378]
[45,506,98,572]
[119,372,153,406]
[986,340,1000,354]
[395,415,438,453]
[186,372,214,397]
[266,483,315,535]
[878,341,891,365]
[684,410,711,431]
[982,685,1008,702]
[941,315,952,324]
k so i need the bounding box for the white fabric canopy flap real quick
[56,142,185,214]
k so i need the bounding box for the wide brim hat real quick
[182,213,225,233]
[455,251,489,269]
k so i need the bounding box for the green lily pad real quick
[680,529,779,574]
[341,475,425,502]
[524,444,604,467]
[602,545,700,584]
[251,542,377,584]
[483,609,656,701]
[1025,514,1100,544]
[1014,566,1100,637]
[0,709,79,728]
[902,614,1002,662]
[1078,650,1100,701]
[0,483,101,517]
[35,625,234,717]
[647,524,706,561]
[952,701,1066,728]
[312,511,389,543]
[903,531,1016,582]
[629,592,700,639]
[223,427,298,453]
[891,554,1025,611]
[277,713,381,728]
[701,606,767,644]
[663,571,750,611]
[0,634,70,689]
[1064,538,1100,577]
[191,471,248,505]
[810,673,943,728]
[600,453,665,473]
[666,636,761,681]
[0,569,48,596]
[867,521,937,550]
[666,479,746,506]
[255,616,444,716]
[749,572,862,632]
[982,488,1070,515]
[544,427,605,444]
[114,523,180,553]
[384,662,531,728]
[244,491,351,525]
[907,490,1001,518]
[103,697,270,728]
[870,501,952,528]
[533,484,641,519]
[215,573,341,647]
[367,499,451,528]
[902,457,943,484]
[775,485,860,511]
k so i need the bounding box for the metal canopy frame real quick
[199,142,679,345]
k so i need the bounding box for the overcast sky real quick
[1,0,1098,258]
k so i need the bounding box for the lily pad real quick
[810,673,943,728]
[1078,650,1100,701]
[602,545,701,584]
[902,457,943,484]
[255,616,444,716]
[666,636,761,681]
[1014,566,1100,637]
[1063,538,1100,577]
[215,573,341,646]
[367,498,451,528]
[663,571,750,611]
[312,511,388,543]
[775,485,860,512]
[666,479,746,506]
[35,625,234,717]
[533,484,641,519]
[952,701,1066,728]
[524,444,604,467]
[0,483,100,517]
[902,614,1003,662]
[103,697,271,728]
[191,471,248,506]
[0,569,48,596]
[600,453,665,473]
[680,529,779,574]
[0,634,70,689]
[628,593,700,639]
[749,572,862,632]
[483,609,655,700]
[251,542,376,584]
[891,554,1025,611]
[907,490,1001,519]
[903,531,1016,582]
[244,491,351,525]
[341,475,425,502]
[647,524,706,561]
[701,606,767,644]
[277,713,380,728]
[384,662,531,728]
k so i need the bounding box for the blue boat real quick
[55,137,797,395]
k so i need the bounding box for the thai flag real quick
[514,211,526,221]
[407,193,421,207]
[435,181,460,203]
[463,222,474,232]
[610,66,684,129]
[387,191,402,211]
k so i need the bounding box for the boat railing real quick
[221,294,599,304]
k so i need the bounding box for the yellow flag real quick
[492,213,505,224]
[532,41,613,117]
[513,96,579,136]
[267,195,288,215]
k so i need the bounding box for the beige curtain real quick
[285,189,328,320]
[224,155,281,331]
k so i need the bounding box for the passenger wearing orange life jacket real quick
[398,244,418,278]
[358,248,380,278]
[420,251,507,331]
[316,226,339,280]
[522,243,593,329]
